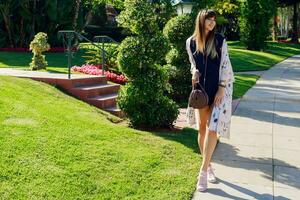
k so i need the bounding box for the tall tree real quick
[0,1,13,47]
[213,0,241,40]
[239,0,276,50]
[73,0,82,31]
[278,0,300,43]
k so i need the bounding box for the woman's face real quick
[205,16,216,31]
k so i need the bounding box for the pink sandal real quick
[207,166,217,183]
[196,170,207,192]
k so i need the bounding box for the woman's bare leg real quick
[201,130,218,171]
[196,105,215,191]
[197,106,210,155]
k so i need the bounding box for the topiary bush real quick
[116,0,179,129]
[239,0,276,50]
[29,32,50,70]
[163,14,194,106]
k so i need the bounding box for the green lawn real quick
[0,50,86,73]
[228,41,300,71]
[0,43,117,74]
[0,76,200,199]
[1,41,299,74]
[233,74,259,99]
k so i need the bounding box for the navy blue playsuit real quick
[189,33,224,106]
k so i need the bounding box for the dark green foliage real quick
[0,0,110,48]
[239,0,276,50]
[163,15,193,47]
[163,14,193,106]
[117,35,168,79]
[116,0,179,129]
[151,0,177,30]
[213,0,241,40]
[191,0,219,17]
[117,65,178,128]
[81,0,108,27]
[0,0,83,47]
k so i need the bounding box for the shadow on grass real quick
[229,41,300,72]
[151,127,200,154]
[266,42,300,58]
[230,49,278,72]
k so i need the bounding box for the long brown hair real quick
[192,9,218,59]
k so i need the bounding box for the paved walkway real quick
[0,68,102,79]
[191,55,300,200]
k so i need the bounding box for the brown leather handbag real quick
[188,54,209,109]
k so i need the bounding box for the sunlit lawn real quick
[0,76,200,199]
[228,41,300,71]
[0,41,299,74]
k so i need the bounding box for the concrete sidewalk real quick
[192,55,300,200]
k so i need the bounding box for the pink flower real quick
[71,64,127,85]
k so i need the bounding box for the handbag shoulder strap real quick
[193,50,208,91]
[203,51,208,88]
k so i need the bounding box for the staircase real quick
[31,75,124,118]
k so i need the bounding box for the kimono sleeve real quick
[186,37,197,75]
[220,39,235,83]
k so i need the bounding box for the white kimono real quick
[186,36,235,139]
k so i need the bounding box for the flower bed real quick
[71,64,127,85]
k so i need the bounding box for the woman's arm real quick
[186,37,198,82]
[185,37,197,79]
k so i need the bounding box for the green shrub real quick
[116,0,179,129]
[117,35,168,79]
[239,0,276,50]
[163,14,193,106]
[82,44,119,73]
[163,14,193,47]
[29,32,50,70]
[118,66,178,128]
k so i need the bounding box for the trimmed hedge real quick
[239,0,276,50]
[116,0,179,129]
[163,14,194,106]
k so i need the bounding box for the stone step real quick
[87,93,118,109]
[73,83,120,98]
[105,106,125,118]
[70,76,107,87]
[32,76,107,89]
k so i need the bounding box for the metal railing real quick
[57,30,119,79]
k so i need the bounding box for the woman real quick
[186,9,234,192]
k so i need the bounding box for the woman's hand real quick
[192,79,197,85]
[214,87,225,107]
[192,70,200,84]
